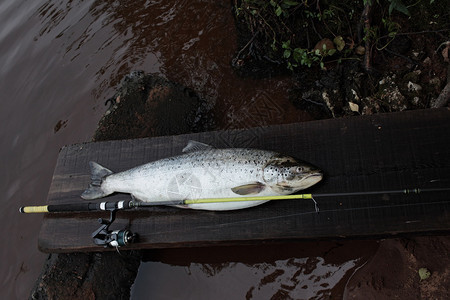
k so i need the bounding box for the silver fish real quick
[81,141,323,211]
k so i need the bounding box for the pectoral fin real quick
[231,182,266,195]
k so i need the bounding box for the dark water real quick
[132,241,377,299]
[0,1,376,298]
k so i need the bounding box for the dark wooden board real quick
[39,108,450,252]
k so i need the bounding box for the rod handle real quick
[19,200,133,214]
[19,205,49,213]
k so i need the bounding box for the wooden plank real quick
[38,108,450,252]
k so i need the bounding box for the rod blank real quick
[19,187,450,214]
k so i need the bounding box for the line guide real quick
[19,187,450,248]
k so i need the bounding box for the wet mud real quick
[345,236,450,299]
[31,251,141,300]
[93,71,215,142]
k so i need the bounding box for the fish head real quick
[263,156,323,194]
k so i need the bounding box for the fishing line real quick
[18,186,450,248]
[140,199,450,237]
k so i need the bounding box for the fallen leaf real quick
[349,102,359,112]
[333,36,345,51]
[418,267,431,280]
[355,46,365,55]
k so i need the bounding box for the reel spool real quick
[91,209,137,248]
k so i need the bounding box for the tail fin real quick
[81,161,114,200]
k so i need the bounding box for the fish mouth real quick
[303,172,323,181]
[292,171,323,189]
[306,172,323,179]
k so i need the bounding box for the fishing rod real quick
[19,187,450,248]
[19,187,450,213]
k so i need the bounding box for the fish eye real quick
[296,167,304,173]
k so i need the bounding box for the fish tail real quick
[81,161,114,200]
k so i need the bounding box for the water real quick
[132,241,377,299]
[135,258,357,299]
[0,1,374,298]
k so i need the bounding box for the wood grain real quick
[39,108,450,252]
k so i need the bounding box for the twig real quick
[310,19,323,40]
[377,28,450,41]
[431,64,450,108]
[361,3,372,72]
[234,30,259,60]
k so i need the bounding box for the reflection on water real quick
[132,241,378,299]
[133,257,359,300]
[0,0,376,298]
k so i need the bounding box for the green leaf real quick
[389,3,394,15]
[283,0,299,6]
[388,31,397,38]
[287,62,293,71]
[271,43,277,52]
[418,268,431,280]
[395,3,410,16]
[389,0,411,17]
[275,6,283,16]
[283,49,291,58]
[327,49,336,56]
[293,48,303,61]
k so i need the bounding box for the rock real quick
[369,74,408,112]
[31,251,141,300]
[423,57,432,65]
[94,71,215,141]
[407,81,422,92]
[429,77,441,88]
[348,102,359,113]
[314,38,335,56]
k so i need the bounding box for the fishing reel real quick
[91,208,137,248]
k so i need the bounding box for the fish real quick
[81,140,323,211]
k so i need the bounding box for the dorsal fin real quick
[182,140,214,153]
